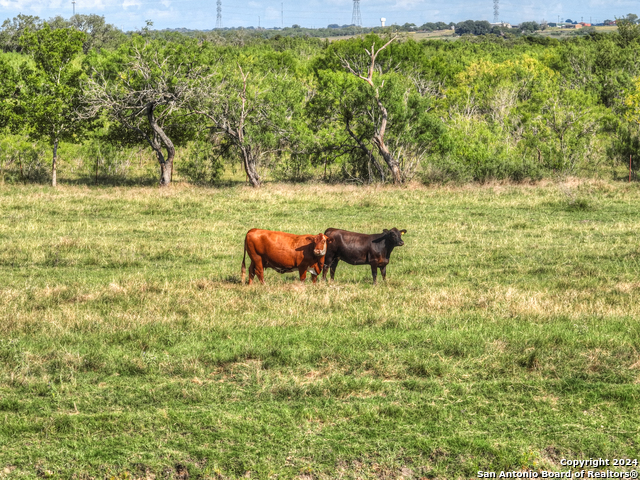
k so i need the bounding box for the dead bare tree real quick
[340,36,403,184]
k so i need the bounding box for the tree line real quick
[0,15,640,187]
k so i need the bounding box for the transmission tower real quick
[352,0,362,27]
[216,0,222,29]
[493,0,499,23]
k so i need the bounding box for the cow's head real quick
[381,228,407,247]
[307,233,332,256]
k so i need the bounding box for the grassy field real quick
[324,26,617,42]
[538,25,618,38]
[1,180,639,479]
[323,30,455,42]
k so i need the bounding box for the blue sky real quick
[0,0,638,31]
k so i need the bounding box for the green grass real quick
[0,180,639,479]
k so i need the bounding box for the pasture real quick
[0,180,639,479]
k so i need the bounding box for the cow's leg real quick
[299,268,307,283]
[253,258,265,285]
[311,264,321,284]
[248,261,256,285]
[370,264,378,285]
[329,258,339,281]
[322,255,332,281]
[380,265,387,281]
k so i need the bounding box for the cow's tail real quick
[241,236,247,284]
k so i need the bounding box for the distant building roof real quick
[490,22,512,28]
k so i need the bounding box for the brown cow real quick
[241,229,332,285]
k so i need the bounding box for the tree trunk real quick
[372,135,401,184]
[346,120,385,182]
[52,138,58,187]
[241,146,260,188]
[369,151,385,183]
[146,105,175,187]
[371,97,402,184]
[160,157,173,186]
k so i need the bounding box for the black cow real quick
[322,228,407,284]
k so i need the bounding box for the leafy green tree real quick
[309,35,444,183]
[624,76,640,124]
[435,55,554,180]
[0,60,21,183]
[526,89,604,172]
[421,23,436,31]
[621,13,639,24]
[47,14,125,53]
[455,20,492,36]
[84,36,207,186]
[307,68,388,182]
[616,14,640,45]
[0,57,19,130]
[190,50,306,187]
[0,14,42,52]
[621,74,640,171]
[338,36,403,182]
[520,21,541,33]
[555,34,639,109]
[19,23,87,186]
[421,22,449,31]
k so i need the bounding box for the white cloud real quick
[264,5,279,20]
[146,7,174,18]
[122,0,141,10]
[0,0,106,13]
[392,0,424,10]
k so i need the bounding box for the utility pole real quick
[281,2,283,28]
[72,0,76,15]
[258,16,260,28]
[352,0,362,27]
[216,0,222,29]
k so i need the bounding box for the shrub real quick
[180,140,224,185]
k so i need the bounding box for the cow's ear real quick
[400,229,407,235]
[383,229,389,234]
[306,236,315,242]
[327,237,334,243]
